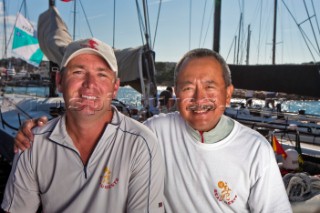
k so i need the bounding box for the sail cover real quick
[12,13,44,66]
[115,46,147,93]
[37,6,72,65]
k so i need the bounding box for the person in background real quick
[265,91,277,109]
[245,89,254,107]
[158,86,175,113]
[13,48,291,212]
[1,38,164,213]
[165,86,173,94]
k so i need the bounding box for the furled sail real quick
[37,6,72,65]
[12,13,44,66]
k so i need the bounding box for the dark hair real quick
[159,90,172,106]
[166,86,173,94]
[174,48,232,87]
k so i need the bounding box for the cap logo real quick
[81,39,98,50]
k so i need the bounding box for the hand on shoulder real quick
[14,116,48,153]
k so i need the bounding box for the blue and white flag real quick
[12,13,44,66]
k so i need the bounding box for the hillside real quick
[155,61,176,86]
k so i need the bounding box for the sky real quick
[1,0,320,64]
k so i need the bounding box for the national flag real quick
[272,136,287,159]
[12,13,44,67]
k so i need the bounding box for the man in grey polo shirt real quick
[1,38,164,213]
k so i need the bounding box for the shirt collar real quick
[186,115,234,144]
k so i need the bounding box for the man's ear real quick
[226,84,234,105]
[113,78,120,99]
[56,72,63,92]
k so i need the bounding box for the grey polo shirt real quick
[2,108,164,213]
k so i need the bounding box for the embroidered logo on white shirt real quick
[214,181,238,205]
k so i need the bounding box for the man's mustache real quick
[183,98,216,111]
[186,104,216,111]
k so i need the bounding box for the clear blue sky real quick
[1,0,320,64]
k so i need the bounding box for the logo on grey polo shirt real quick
[100,166,119,190]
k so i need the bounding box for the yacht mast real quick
[2,0,7,58]
[140,0,157,113]
[73,0,76,40]
[213,0,221,53]
[49,0,55,7]
[48,0,59,97]
[246,25,251,65]
[272,0,277,64]
[236,13,243,64]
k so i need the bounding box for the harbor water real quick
[2,85,320,116]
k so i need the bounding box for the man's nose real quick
[194,87,206,103]
[83,73,95,88]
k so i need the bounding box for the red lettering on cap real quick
[81,39,98,50]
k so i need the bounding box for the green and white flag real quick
[12,13,44,66]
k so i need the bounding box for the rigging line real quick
[299,24,319,57]
[310,0,320,38]
[279,3,284,64]
[281,0,318,60]
[244,0,260,63]
[238,0,243,14]
[302,0,320,54]
[225,35,236,61]
[142,0,152,49]
[257,0,263,64]
[201,1,214,47]
[113,0,116,48]
[22,0,28,19]
[135,0,146,46]
[6,0,25,49]
[230,17,241,63]
[152,0,162,49]
[198,0,207,47]
[299,26,318,59]
[2,0,7,58]
[189,0,192,50]
[78,0,93,38]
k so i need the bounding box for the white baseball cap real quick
[60,38,118,75]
